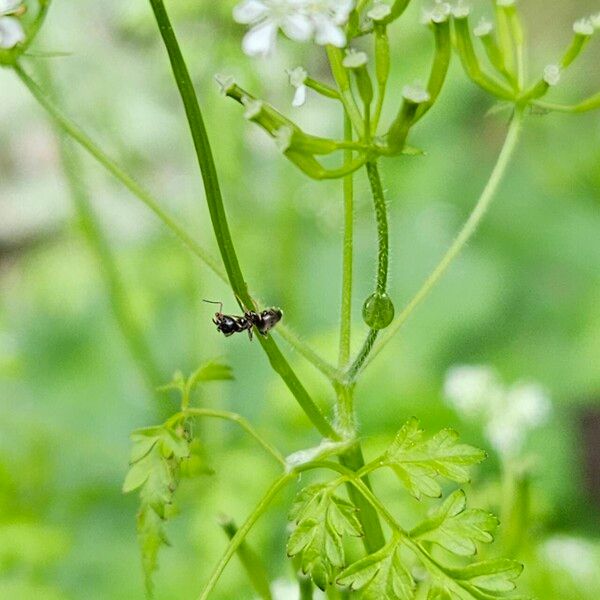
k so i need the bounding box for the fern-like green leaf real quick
[431,559,525,600]
[123,425,190,596]
[382,418,486,499]
[411,489,498,556]
[287,483,363,590]
[337,537,415,599]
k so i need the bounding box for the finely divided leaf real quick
[383,418,486,499]
[287,484,363,590]
[337,537,415,600]
[188,360,234,390]
[123,425,190,596]
[446,559,525,600]
[411,490,498,556]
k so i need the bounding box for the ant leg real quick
[247,327,253,341]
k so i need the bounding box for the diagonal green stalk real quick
[56,134,164,398]
[346,160,390,378]
[146,0,336,439]
[38,64,165,411]
[362,108,524,373]
[183,408,285,466]
[218,515,273,600]
[198,473,295,600]
[14,61,339,411]
[338,115,354,369]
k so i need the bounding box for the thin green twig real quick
[147,0,337,439]
[14,61,340,408]
[198,473,295,600]
[338,116,354,369]
[184,408,286,466]
[362,108,524,373]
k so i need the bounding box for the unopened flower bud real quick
[543,64,561,87]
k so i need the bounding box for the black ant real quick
[203,300,282,341]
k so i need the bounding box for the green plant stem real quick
[219,515,273,600]
[338,116,354,369]
[533,93,600,114]
[147,0,336,439]
[362,108,524,373]
[57,135,164,397]
[366,161,389,296]
[13,63,224,277]
[198,473,295,600]
[13,63,339,387]
[346,160,389,378]
[339,441,386,553]
[184,408,285,466]
[347,329,378,381]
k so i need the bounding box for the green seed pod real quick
[362,292,395,330]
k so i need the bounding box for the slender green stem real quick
[145,0,338,438]
[57,135,164,395]
[366,161,389,296]
[198,473,295,600]
[39,65,165,414]
[338,116,354,369]
[218,515,273,600]
[13,63,339,390]
[13,63,224,277]
[533,93,600,114]
[347,329,378,381]
[326,46,364,135]
[339,441,386,553]
[362,108,524,373]
[346,160,389,378]
[184,408,286,466]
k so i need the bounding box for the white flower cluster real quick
[233,0,355,57]
[0,0,25,49]
[444,365,551,460]
[540,536,598,580]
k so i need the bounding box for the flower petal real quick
[233,0,268,24]
[281,14,313,42]
[0,0,22,16]
[0,16,24,49]
[292,84,307,107]
[242,20,278,57]
[312,15,346,47]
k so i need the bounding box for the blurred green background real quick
[1,0,599,598]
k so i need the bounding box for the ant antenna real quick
[203,299,223,313]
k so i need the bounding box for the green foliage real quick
[337,536,415,599]
[123,424,190,595]
[380,418,486,499]
[440,559,525,600]
[287,483,363,590]
[410,490,498,557]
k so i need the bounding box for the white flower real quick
[540,536,598,580]
[233,0,354,57]
[0,0,25,49]
[591,13,600,29]
[451,1,471,19]
[473,18,493,37]
[287,66,308,106]
[402,83,431,104]
[573,18,594,36]
[234,0,313,57]
[543,64,561,86]
[342,47,367,69]
[444,365,552,460]
[306,0,354,47]
[367,1,391,22]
